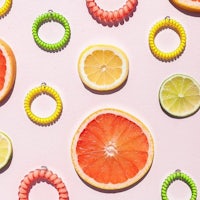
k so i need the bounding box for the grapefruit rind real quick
[78,44,129,92]
[71,108,154,190]
[170,0,200,13]
[0,131,13,170]
[0,39,16,103]
[159,74,200,118]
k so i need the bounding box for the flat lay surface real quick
[0,0,200,199]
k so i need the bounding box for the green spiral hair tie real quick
[161,170,197,200]
[32,10,71,52]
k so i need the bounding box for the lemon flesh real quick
[159,74,200,117]
[78,44,129,91]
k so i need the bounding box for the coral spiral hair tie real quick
[0,0,12,17]
[18,167,69,200]
[24,83,63,126]
[86,0,138,26]
[161,170,197,200]
[148,17,186,62]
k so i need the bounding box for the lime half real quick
[159,74,200,118]
[0,131,12,170]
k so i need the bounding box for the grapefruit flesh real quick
[0,39,16,103]
[0,50,7,90]
[71,109,154,190]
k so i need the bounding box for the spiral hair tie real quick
[161,170,197,200]
[32,10,71,52]
[24,83,62,126]
[86,0,138,26]
[0,0,12,17]
[149,17,186,62]
[18,167,69,200]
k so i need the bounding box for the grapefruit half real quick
[0,39,16,103]
[170,0,200,13]
[71,108,154,190]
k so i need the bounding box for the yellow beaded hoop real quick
[24,83,62,126]
[149,17,186,62]
[0,0,12,17]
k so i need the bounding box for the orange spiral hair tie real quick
[18,167,69,200]
[86,0,138,26]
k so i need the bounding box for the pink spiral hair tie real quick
[18,167,69,200]
[86,0,138,26]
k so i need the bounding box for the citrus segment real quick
[159,74,200,117]
[0,39,16,102]
[71,108,154,190]
[0,131,12,170]
[170,0,200,13]
[78,44,129,91]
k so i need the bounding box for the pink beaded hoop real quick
[18,168,69,200]
[86,0,138,25]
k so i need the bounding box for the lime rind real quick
[159,74,200,118]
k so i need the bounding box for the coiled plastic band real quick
[24,83,62,126]
[0,0,12,17]
[18,168,69,200]
[32,11,71,52]
[86,0,138,25]
[161,170,197,200]
[149,17,186,62]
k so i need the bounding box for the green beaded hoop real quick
[32,11,71,52]
[161,170,197,200]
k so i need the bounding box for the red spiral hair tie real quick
[86,0,138,26]
[18,167,69,200]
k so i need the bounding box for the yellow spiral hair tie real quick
[149,17,186,62]
[24,83,62,126]
[0,0,12,17]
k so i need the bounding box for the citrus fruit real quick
[78,44,129,91]
[71,108,154,190]
[170,0,200,13]
[159,74,200,118]
[0,131,12,170]
[0,38,16,103]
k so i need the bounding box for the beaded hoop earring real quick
[18,167,69,200]
[24,83,62,126]
[32,11,71,52]
[149,17,186,62]
[0,0,12,17]
[86,0,138,26]
[161,170,197,200]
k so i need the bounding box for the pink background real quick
[0,0,200,199]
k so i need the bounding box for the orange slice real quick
[0,39,16,103]
[170,0,200,13]
[71,108,154,190]
[78,44,129,91]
